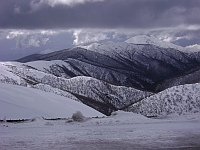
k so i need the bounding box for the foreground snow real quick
[0,83,103,120]
[0,111,200,149]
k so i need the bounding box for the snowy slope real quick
[0,61,151,115]
[79,40,200,91]
[0,83,103,120]
[128,83,200,117]
[0,62,22,84]
[31,83,80,101]
[26,60,68,73]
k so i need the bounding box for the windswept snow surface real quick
[0,111,200,149]
[0,83,103,120]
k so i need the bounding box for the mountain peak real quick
[81,35,186,53]
[125,35,158,45]
[125,35,184,51]
[185,44,200,53]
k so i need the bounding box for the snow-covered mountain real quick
[0,83,103,120]
[82,35,196,54]
[1,35,200,118]
[17,37,200,92]
[128,83,200,117]
[0,61,151,115]
[126,35,185,51]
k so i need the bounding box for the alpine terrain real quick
[1,35,200,150]
[1,35,200,117]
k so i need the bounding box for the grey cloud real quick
[0,0,200,29]
[0,30,74,61]
[1,27,200,61]
[1,0,200,61]
[41,0,105,7]
[172,30,200,46]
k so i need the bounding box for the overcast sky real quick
[0,0,200,60]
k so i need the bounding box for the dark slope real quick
[156,67,200,91]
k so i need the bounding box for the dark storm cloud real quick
[0,0,200,29]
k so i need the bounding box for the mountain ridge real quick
[17,38,200,92]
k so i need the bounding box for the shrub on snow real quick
[72,111,85,122]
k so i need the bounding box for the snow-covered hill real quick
[128,83,200,117]
[0,61,151,115]
[2,59,200,117]
[0,83,103,120]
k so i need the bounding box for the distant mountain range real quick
[1,35,200,117]
[17,35,200,92]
